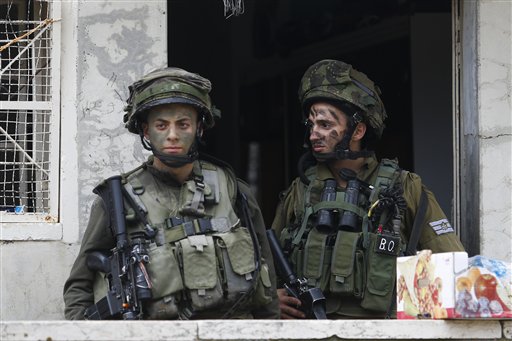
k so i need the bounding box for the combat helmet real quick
[297,60,386,165]
[123,67,220,167]
[123,67,219,134]
[298,59,387,139]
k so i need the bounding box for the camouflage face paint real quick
[307,102,347,154]
[144,103,198,156]
[328,128,340,139]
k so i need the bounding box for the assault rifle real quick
[266,229,327,319]
[84,176,152,320]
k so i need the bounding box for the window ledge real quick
[1,320,510,340]
[0,222,62,241]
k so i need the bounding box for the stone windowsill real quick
[1,320,511,340]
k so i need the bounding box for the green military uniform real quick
[272,156,464,318]
[64,156,280,320]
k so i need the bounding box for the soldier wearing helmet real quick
[271,60,464,319]
[64,67,279,320]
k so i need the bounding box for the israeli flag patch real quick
[429,219,454,235]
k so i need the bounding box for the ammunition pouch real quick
[142,226,270,319]
[144,243,183,319]
[330,230,365,299]
[288,225,399,314]
[360,233,399,312]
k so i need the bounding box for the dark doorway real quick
[169,0,453,225]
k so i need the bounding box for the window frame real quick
[0,0,61,240]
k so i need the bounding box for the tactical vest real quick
[280,159,403,317]
[94,160,273,319]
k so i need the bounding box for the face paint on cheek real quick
[321,129,342,151]
[177,130,195,151]
[328,129,340,140]
[147,127,168,149]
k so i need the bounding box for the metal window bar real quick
[0,0,59,222]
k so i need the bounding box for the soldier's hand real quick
[277,288,306,319]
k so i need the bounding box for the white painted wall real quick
[475,0,512,261]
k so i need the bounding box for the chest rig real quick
[115,160,270,319]
[281,159,404,316]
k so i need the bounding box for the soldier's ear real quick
[142,123,149,140]
[351,122,366,142]
[196,120,204,138]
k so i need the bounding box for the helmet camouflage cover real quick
[123,67,219,134]
[298,59,387,138]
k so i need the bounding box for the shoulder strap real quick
[121,171,156,238]
[121,162,146,179]
[405,189,427,256]
[290,173,317,246]
[202,167,220,204]
[369,158,401,203]
[199,153,238,206]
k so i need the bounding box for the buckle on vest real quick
[197,218,212,233]
[165,217,214,237]
[194,176,205,192]
[166,217,184,229]
[183,221,196,236]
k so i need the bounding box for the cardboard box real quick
[396,250,468,319]
[453,256,512,319]
[397,251,512,319]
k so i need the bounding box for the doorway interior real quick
[169,0,453,226]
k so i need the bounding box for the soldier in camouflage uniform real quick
[272,59,464,319]
[64,67,279,320]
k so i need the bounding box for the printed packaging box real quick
[396,250,468,319]
[397,251,512,319]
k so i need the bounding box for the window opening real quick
[0,0,58,222]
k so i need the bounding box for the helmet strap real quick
[334,145,375,160]
[151,145,198,168]
[312,111,373,161]
[297,150,317,185]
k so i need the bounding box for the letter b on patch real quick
[374,234,400,256]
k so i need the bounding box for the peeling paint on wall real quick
[75,4,167,239]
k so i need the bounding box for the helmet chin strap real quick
[140,134,199,168]
[312,144,374,162]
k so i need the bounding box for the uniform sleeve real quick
[271,178,302,239]
[271,196,287,239]
[63,197,114,320]
[237,180,280,319]
[401,172,465,253]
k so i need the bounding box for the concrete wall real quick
[474,0,512,261]
[0,0,166,321]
